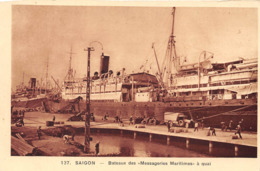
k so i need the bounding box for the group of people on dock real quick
[192,119,243,139]
[12,109,25,127]
[101,113,244,140]
[221,119,243,139]
[12,109,25,116]
[166,118,243,139]
[193,121,217,136]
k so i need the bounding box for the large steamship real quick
[48,7,257,131]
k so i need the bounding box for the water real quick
[75,133,209,157]
[74,131,256,157]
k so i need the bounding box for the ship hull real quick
[11,97,47,109]
[48,98,257,131]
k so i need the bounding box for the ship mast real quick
[66,46,76,81]
[171,7,178,69]
[162,7,178,87]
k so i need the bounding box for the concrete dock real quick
[19,111,257,157]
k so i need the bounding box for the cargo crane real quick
[58,96,82,114]
[152,43,164,89]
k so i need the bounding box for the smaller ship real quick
[62,53,160,102]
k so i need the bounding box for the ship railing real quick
[207,93,238,100]
[92,74,125,83]
[166,93,239,101]
[92,77,122,85]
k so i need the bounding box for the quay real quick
[20,111,257,157]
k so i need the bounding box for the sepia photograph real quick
[10,4,257,159]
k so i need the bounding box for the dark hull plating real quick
[48,98,257,131]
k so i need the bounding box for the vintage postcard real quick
[0,1,259,171]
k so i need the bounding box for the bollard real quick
[209,141,213,154]
[149,134,152,142]
[234,145,239,157]
[167,136,170,145]
[134,132,137,139]
[186,138,190,148]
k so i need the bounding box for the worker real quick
[129,116,133,125]
[167,121,171,132]
[37,126,42,140]
[63,135,70,144]
[235,124,242,139]
[185,122,189,132]
[212,127,216,136]
[114,116,119,123]
[201,119,204,130]
[119,120,124,127]
[239,119,244,131]
[95,141,100,156]
[92,114,95,122]
[221,122,225,131]
[21,118,24,126]
[207,127,211,136]
[53,115,56,122]
[228,120,233,131]
[194,122,199,132]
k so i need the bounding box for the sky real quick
[12,6,258,90]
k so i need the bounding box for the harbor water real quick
[74,131,256,157]
[75,133,208,157]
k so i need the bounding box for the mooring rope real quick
[146,103,256,123]
[195,104,256,121]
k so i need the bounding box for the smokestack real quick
[30,78,36,89]
[100,53,110,75]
